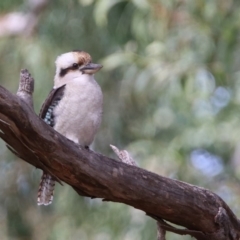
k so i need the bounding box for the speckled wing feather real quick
[39,85,66,126]
[37,173,55,205]
[37,85,66,206]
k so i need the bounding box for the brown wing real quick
[38,85,66,206]
[39,85,66,120]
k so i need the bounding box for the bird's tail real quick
[37,172,55,206]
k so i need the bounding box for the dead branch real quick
[0,70,240,240]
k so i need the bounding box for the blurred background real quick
[0,0,240,239]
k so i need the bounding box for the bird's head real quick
[54,50,102,88]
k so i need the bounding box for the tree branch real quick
[0,70,240,239]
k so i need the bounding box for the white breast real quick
[53,75,103,146]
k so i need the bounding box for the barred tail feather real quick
[37,173,55,206]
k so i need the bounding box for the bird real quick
[37,50,103,206]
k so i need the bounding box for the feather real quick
[39,85,66,126]
[37,173,55,206]
[37,84,65,205]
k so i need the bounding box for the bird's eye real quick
[72,63,78,68]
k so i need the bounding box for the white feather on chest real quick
[53,75,103,146]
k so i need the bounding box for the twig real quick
[157,222,166,240]
[110,144,137,166]
[17,69,34,109]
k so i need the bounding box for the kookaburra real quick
[37,50,103,205]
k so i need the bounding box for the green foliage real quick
[0,0,240,239]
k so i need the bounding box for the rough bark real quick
[0,70,240,239]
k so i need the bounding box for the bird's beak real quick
[80,63,103,74]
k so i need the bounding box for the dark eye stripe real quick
[59,68,69,77]
[59,64,79,77]
[59,68,68,77]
